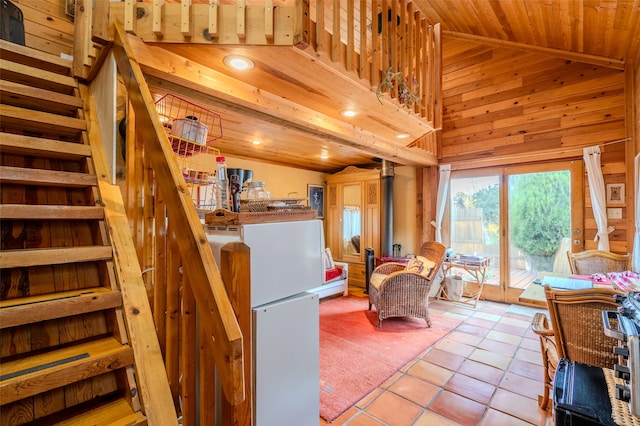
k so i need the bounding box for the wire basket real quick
[155,94,223,157]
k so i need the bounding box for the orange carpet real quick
[319,295,462,422]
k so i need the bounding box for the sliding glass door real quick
[448,161,582,302]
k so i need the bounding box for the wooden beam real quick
[443,30,626,70]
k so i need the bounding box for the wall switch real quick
[607,208,623,219]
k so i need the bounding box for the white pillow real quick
[405,256,436,278]
[323,247,336,270]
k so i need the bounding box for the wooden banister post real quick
[220,242,251,426]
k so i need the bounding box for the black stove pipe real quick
[381,160,394,257]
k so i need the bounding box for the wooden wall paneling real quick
[16,0,74,56]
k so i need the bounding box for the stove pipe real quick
[381,160,394,257]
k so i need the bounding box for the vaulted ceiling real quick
[133,1,639,173]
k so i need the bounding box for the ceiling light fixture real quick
[223,54,255,71]
[341,109,358,117]
[251,139,262,145]
[395,133,411,139]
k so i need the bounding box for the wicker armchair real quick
[566,250,630,275]
[368,242,446,327]
[531,284,621,410]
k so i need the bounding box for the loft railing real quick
[78,0,441,128]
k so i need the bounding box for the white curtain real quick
[633,153,640,271]
[583,146,611,250]
[431,164,451,243]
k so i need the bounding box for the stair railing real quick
[82,22,247,424]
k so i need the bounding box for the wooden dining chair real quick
[566,250,630,275]
[531,284,621,410]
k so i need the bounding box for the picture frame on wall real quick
[606,183,625,204]
[308,184,325,219]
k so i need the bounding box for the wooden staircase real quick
[0,40,153,425]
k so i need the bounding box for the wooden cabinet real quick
[326,166,381,287]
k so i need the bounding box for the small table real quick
[438,256,490,308]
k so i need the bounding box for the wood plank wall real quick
[439,38,630,254]
[13,0,74,57]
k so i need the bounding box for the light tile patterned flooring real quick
[320,286,552,425]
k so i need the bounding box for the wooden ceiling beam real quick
[443,30,626,70]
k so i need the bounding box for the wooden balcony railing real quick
[81,0,441,128]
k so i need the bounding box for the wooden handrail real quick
[111,21,245,408]
[80,83,179,424]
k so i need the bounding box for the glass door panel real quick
[449,175,501,287]
[507,170,572,289]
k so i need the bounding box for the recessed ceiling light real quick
[223,54,254,71]
[341,109,358,117]
[395,133,411,139]
[320,149,329,160]
[251,139,262,145]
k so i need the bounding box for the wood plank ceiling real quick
[135,0,639,174]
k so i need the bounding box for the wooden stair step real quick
[0,133,92,159]
[0,39,72,75]
[0,336,134,404]
[0,104,86,136]
[0,204,104,220]
[0,80,82,116]
[53,397,147,425]
[0,246,113,269]
[0,165,97,188]
[0,287,122,329]
[0,58,77,95]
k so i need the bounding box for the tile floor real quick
[320,286,552,425]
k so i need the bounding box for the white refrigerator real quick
[206,219,323,426]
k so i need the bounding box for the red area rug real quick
[319,295,462,422]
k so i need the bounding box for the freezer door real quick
[243,220,324,307]
[253,292,319,426]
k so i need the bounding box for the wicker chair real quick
[368,241,446,327]
[531,284,621,410]
[566,250,630,275]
